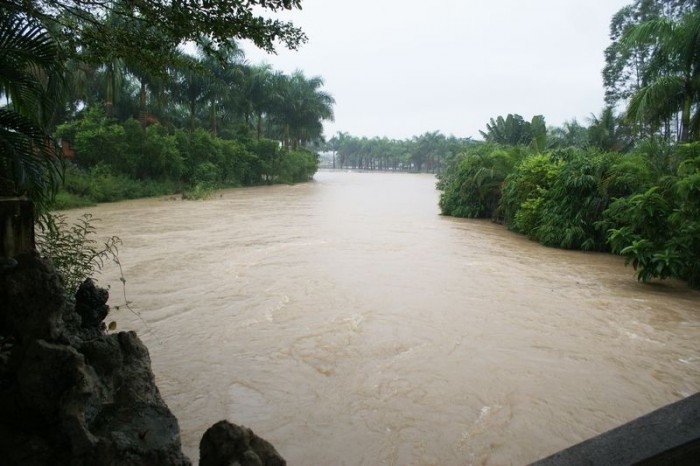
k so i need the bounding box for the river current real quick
[72,171,699,465]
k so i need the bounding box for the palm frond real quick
[0,12,65,123]
[0,109,63,202]
[626,75,685,124]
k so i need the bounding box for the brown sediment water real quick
[70,171,699,465]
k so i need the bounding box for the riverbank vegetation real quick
[1,1,330,211]
[438,1,700,288]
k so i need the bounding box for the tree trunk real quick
[680,93,691,142]
[106,64,115,118]
[138,80,147,127]
[189,100,196,134]
[210,101,217,136]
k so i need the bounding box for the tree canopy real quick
[6,0,307,71]
[0,12,64,203]
[0,0,325,208]
[603,0,700,142]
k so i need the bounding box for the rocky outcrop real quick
[200,421,286,466]
[0,251,191,465]
[0,251,286,465]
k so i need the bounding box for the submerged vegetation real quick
[438,1,700,288]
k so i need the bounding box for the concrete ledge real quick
[531,392,700,466]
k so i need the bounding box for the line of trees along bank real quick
[51,46,332,206]
[54,107,319,208]
[1,3,333,210]
[440,1,700,288]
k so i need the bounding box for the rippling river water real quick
[72,171,699,465]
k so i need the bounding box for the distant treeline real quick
[319,132,474,173]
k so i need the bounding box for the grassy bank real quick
[52,164,179,210]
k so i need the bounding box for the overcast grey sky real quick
[241,0,631,141]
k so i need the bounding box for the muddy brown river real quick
[71,171,699,465]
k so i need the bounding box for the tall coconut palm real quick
[197,39,245,135]
[125,58,160,126]
[0,9,65,206]
[271,71,334,149]
[239,64,275,139]
[621,9,700,142]
[169,52,210,133]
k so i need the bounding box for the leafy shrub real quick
[501,153,561,233]
[219,139,251,185]
[182,182,215,200]
[52,191,95,210]
[532,149,624,250]
[36,213,121,295]
[246,138,282,183]
[603,143,700,287]
[180,129,224,183]
[141,124,184,180]
[55,107,131,174]
[439,145,522,219]
[278,149,318,183]
[54,108,319,204]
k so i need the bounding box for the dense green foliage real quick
[603,144,700,287]
[438,2,700,288]
[0,12,64,209]
[5,0,306,72]
[2,0,329,212]
[439,126,699,287]
[53,108,318,207]
[604,0,700,143]
[439,145,523,219]
[54,164,176,209]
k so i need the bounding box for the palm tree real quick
[480,114,532,146]
[271,71,334,149]
[548,119,589,149]
[411,131,447,172]
[243,64,275,139]
[198,41,245,135]
[621,9,700,142]
[0,10,65,207]
[588,107,633,152]
[125,58,160,126]
[169,53,210,133]
[62,57,97,120]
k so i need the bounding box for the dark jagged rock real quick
[199,420,286,466]
[0,252,191,465]
[75,278,110,330]
[0,251,64,343]
[0,251,287,466]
